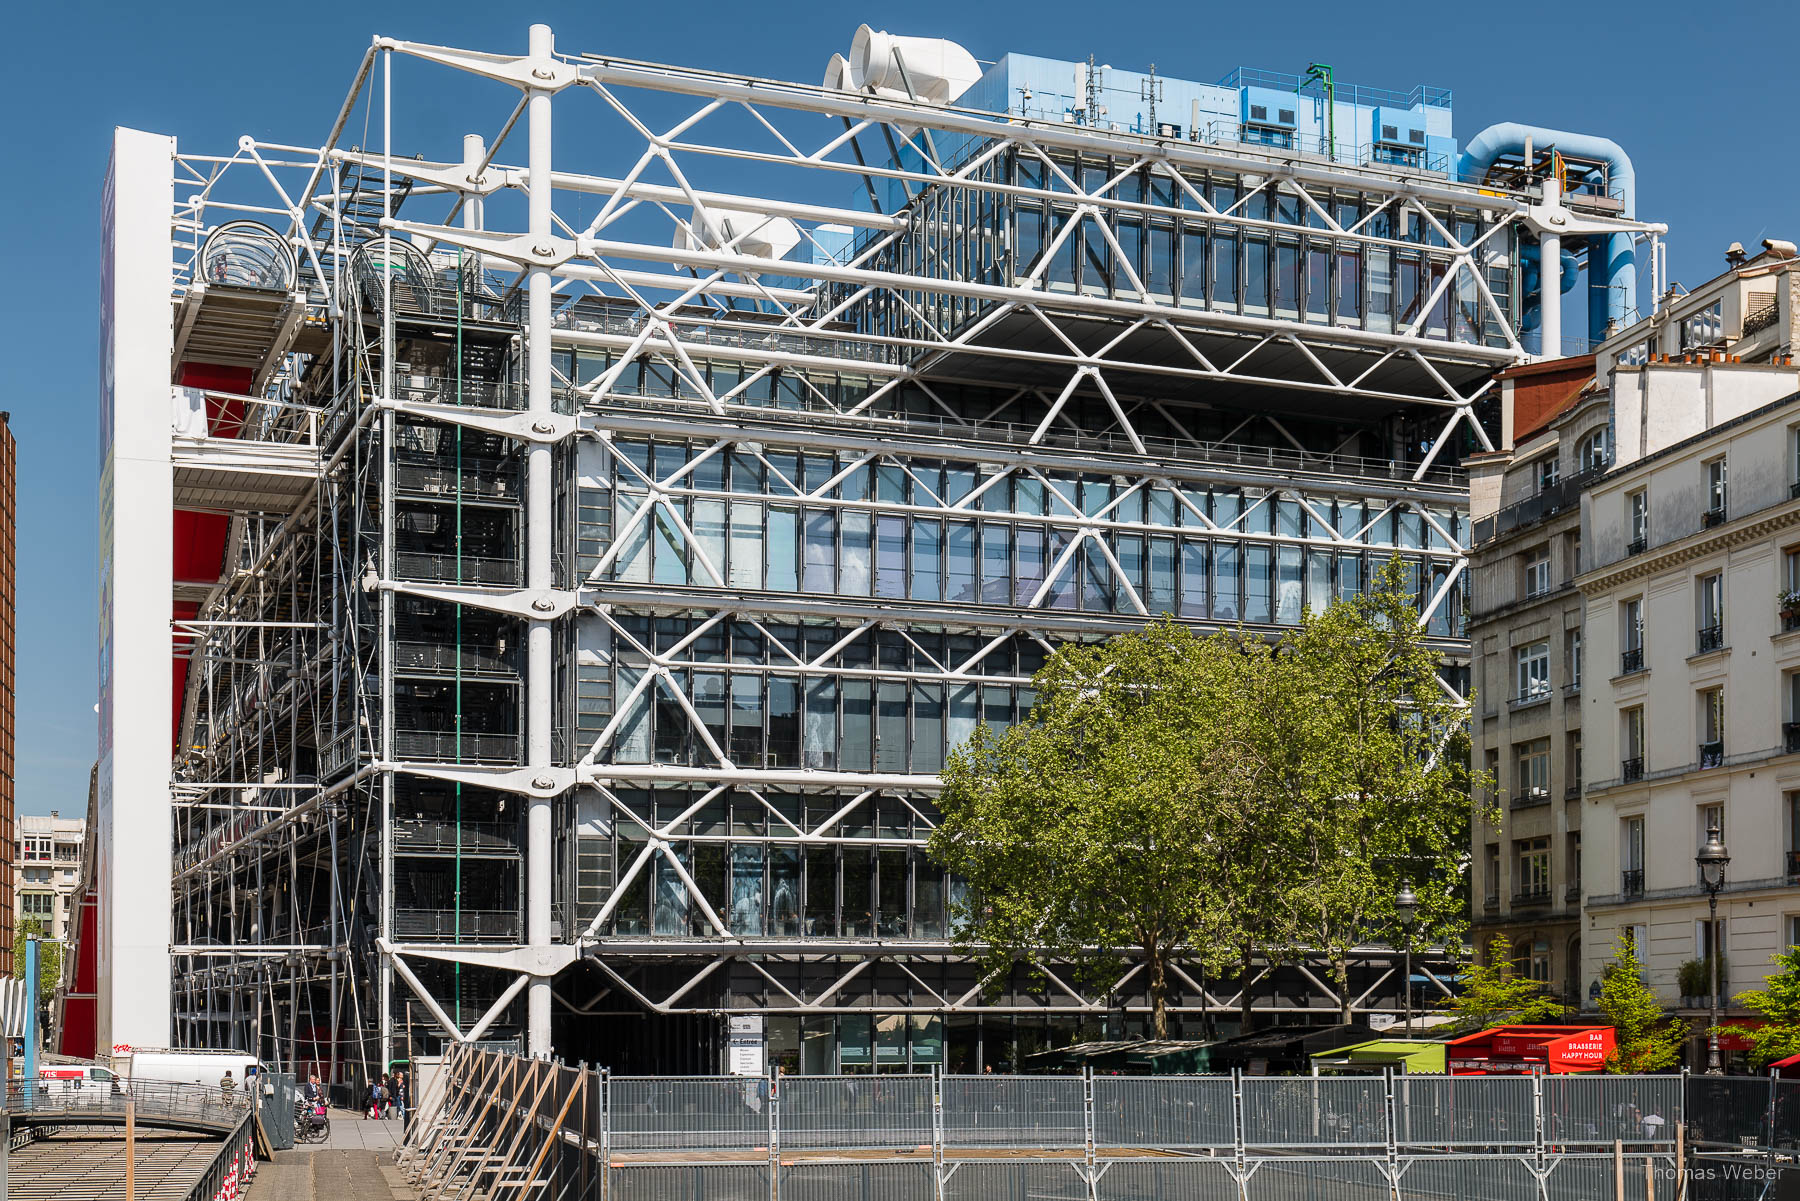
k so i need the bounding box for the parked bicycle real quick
[295,1099,331,1144]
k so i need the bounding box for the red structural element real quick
[56,868,99,1057]
[171,363,252,749]
[1445,1024,1615,1074]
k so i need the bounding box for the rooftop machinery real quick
[90,24,1661,1081]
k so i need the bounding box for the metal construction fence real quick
[393,1046,1730,1200]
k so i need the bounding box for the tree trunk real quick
[1238,945,1256,1035]
[1148,948,1169,1040]
[1334,955,1353,1025]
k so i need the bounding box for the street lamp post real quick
[1696,819,1731,1075]
[1395,881,1418,1034]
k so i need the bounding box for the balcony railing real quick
[1786,723,1800,754]
[1513,885,1552,905]
[394,459,522,501]
[1696,625,1724,654]
[1482,892,1500,910]
[394,640,519,677]
[1471,466,1603,546]
[1511,790,1551,810]
[1627,536,1648,556]
[1703,506,1728,529]
[394,551,522,588]
[1788,850,1800,880]
[1565,884,1582,903]
[1791,481,1800,500]
[1621,756,1645,783]
[1564,679,1581,697]
[394,818,521,855]
[1784,609,1800,634]
[1511,687,1552,708]
[1698,740,1724,769]
[393,909,521,941]
[393,730,522,764]
[1621,868,1645,897]
[1620,647,1645,674]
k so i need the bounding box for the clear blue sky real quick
[2,0,1793,817]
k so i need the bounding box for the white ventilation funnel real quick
[677,207,803,271]
[840,25,980,105]
[823,53,852,92]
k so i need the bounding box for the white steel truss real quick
[129,23,1668,1078]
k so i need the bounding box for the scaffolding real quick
[95,24,1661,1085]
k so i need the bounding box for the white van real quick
[37,1064,122,1099]
[119,1051,259,1094]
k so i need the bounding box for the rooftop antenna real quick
[1140,64,1164,135]
[1085,54,1103,127]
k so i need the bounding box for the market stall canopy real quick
[1445,1025,1613,1074]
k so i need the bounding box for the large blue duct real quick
[1459,122,1636,346]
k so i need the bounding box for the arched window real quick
[1576,428,1611,473]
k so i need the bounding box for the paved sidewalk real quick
[246,1109,416,1201]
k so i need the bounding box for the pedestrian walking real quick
[220,1070,237,1103]
[393,1071,408,1127]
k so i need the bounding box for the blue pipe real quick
[1460,122,1636,345]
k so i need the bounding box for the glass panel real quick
[841,512,872,594]
[841,680,872,771]
[981,523,1011,604]
[730,675,764,764]
[804,677,837,769]
[912,683,944,774]
[653,847,689,935]
[652,505,686,586]
[729,844,765,935]
[914,862,945,939]
[1213,543,1240,621]
[876,682,908,772]
[843,851,873,937]
[1179,540,1207,618]
[693,499,727,584]
[1015,527,1046,604]
[913,520,942,602]
[802,511,835,593]
[948,684,979,757]
[947,520,978,604]
[878,849,908,937]
[1245,546,1272,623]
[729,501,763,589]
[616,667,651,763]
[876,515,907,599]
[766,506,798,592]
[768,677,799,767]
[805,846,837,936]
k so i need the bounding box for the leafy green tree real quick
[12,921,63,1000]
[1257,559,1483,1022]
[1440,934,1566,1032]
[929,619,1261,1038]
[1598,931,1687,1073]
[1721,946,1800,1068]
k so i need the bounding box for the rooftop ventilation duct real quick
[676,207,803,274]
[827,25,981,106]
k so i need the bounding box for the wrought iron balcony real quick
[1621,756,1645,783]
[1620,647,1645,674]
[1511,687,1552,708]
[1787,723,1800,754]
[1626,536,1648,556]
[1621,868,1645,897]
[1785,609,1800,634]
[1791,480,1800,500]
[1482,892,1500,910]
[1703,506,1728,529]
[1698,740,1724,770]
[1696,625,1724,654]
[1787,850,1800,880]
[1512,884,1552,905]
[1511,789,1552,810]
[1565,884,1583,903]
